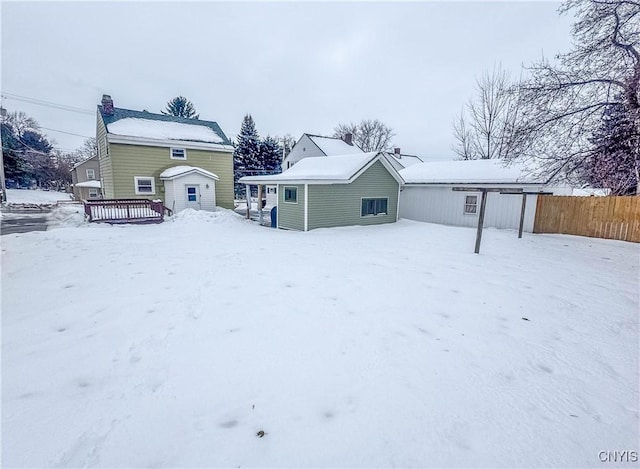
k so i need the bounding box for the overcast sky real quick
[1,1,574,160]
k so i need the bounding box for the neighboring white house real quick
[282,133,363,170]
[159,166,219,213]
[383,148,424,171]
[398,159,568,233]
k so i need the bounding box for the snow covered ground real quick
[2,210,638,467]
[5,188,73,204]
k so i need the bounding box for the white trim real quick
[107,134,234,152]
[283,186,298,204]
[134,176,156,195]
[359,197,389,218]
[86,168,96,179]
[170,147,187,160]
[88,187,99,198]
[396,184,401,221]
[304,184,308,231]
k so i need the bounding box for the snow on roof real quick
[71,156,97,170]
[107,118,225,144]
[74,180,102,188]
[240,152,379,184]
[159,165,219,180]
[307,135,363,156]
[400,159,546,185]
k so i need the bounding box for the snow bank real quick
[2,216,638,467]
[47,204,87,229]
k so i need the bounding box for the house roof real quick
[98,106,231,145]
[399,159,546,185]
[305,134,363,155]
[382,152,423,171]
[159,165,219,180]
[71,155,98,170]
[240,151,403,185]
[74,180,101,188]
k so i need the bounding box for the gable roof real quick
[239,151,403,185]
[98,106,231,145]
[304,134,363,155]
[382,152,423,171]
[399,159,546,185]
[71,155,98,170]
[159,165,219,180]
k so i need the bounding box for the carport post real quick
[257,184,264,225]
[474,189,488,254]
[245,184,251,219]
[518,194,527,239]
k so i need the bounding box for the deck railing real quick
[84,199,172,224]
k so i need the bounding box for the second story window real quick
[86,169,96,180]
[171,148,186,160]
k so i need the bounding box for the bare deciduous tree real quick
[452,67,521,160]
[512,0,640,188]
[333,119,395,152]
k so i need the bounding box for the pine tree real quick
[233,114,262,190]
[161,96,199,119]
[582,99,639,195]
[259,136,282,173]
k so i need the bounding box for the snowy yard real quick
[5,188,73,204]
[2,209,638,467]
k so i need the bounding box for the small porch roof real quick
[159,165,219,181]
[74,180,102,188]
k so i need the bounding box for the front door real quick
[185,185,200,210]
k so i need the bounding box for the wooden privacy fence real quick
[84,199,172,224]
[534,195,640,242]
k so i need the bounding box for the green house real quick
[96,95,235,211]
[240,152,404,231]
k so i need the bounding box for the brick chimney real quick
[343,133,353,146]
[394,147,401,158]
[101,94,114,115]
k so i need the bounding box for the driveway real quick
[1,208,51,235]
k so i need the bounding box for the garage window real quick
[464,195,478,214]
[284,186,297,203]
[361,198,388,217]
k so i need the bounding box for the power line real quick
[1,92,94,115]
[40,126,92,139]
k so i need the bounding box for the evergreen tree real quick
[161,96,199,119]
[581,100,639,195]
[259,136,283,173]
[233,114,262,189]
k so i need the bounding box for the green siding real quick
[277,184,305,230]
[96,113,114,198]
[107,144,234,209]
[307,161,398,230]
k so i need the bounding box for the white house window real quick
[361,198,388,217]
[284,186,297,203]
[86,168,96,180]
[171,148,187,160]
[134,177,156,195]
[88,188,99,198]
[464,195,478,214]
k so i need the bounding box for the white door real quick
[185,185,200,210]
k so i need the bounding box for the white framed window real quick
[134,176,156,195]
[464,195,478,214]
[86,168,96,180]
[361,198,388,217]
[170,148,187,160]
[88,188,99,198]
[284,186,297,203]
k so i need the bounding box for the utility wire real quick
[40,126,92,139]
[1,92,94,115]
